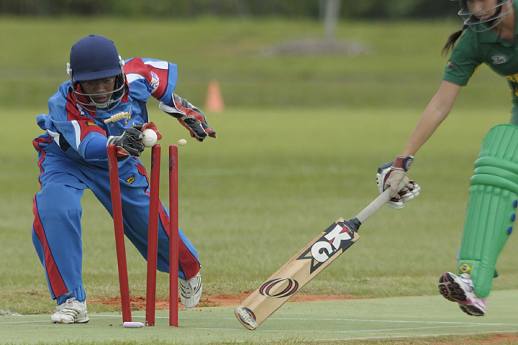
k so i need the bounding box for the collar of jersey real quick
[478,0,518,46]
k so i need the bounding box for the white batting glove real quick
[376,156,420,209]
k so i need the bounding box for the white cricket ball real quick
[142,128,158,147]
[177,138,187,146]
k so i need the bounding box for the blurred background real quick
[0,0,508,110]
[2,0,517,316]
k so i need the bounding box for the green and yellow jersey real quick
[444,0,518,123]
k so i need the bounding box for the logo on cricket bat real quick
[259,278,300,298]
[298,221,355,273]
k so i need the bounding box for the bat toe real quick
[234,306,257,330]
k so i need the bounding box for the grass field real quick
[2,17,518,345]
[0,16,510,109]
[3,106,518,344]
[3,291,518,345]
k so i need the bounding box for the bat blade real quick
[234,190,391,330]
[235,218,360,330]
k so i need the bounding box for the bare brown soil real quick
[90,293,359,309]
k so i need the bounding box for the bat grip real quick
[355,189,391,224]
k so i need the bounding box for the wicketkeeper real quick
[378,0,518,317]
[32,34,215,323]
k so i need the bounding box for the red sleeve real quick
[124,57,170,100]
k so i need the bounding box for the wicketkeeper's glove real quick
[132,122,163,140]
[107,127,145,158]
[376,155,420,208]
[159,96,216,142]
[180,115,216,141]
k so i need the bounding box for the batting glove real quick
[107,127,145,158]
[376,155,420,208]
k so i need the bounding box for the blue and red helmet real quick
[67,34,126,109]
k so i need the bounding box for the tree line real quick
[0,0,459,19]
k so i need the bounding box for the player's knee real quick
[38,183,82,216]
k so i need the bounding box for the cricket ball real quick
[142,128,158,147]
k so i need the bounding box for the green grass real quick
[2,16,518,345]
[0,17,510,109]
[3,105,518,318]
[3,291,518,345]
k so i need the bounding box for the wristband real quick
[393,155,414,172]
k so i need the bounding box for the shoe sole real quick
[438,272,468,303]
[438,272,484,317]
[459,304,484,317]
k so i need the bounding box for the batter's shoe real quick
[438,272,486,316]
[180,272,202,308]
[51,298,89,324]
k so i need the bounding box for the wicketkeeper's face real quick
[466,0,500,20]
[79,77,116,104]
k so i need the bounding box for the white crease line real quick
[266,316,518,327]
[2,314,518,331]
[0,320,51,325]
[188,323,517,334]
[150,314,518,328]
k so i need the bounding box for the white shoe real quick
[51,298,89,324]
[179,272,202,308]
[438,272,486,316]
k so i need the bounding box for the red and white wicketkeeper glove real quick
[159,95,216,142]
[376,155,420,208]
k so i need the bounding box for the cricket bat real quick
[234,189,391,330]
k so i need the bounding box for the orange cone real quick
[205,80,224,113]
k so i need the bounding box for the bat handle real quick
[354,189,391,224]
